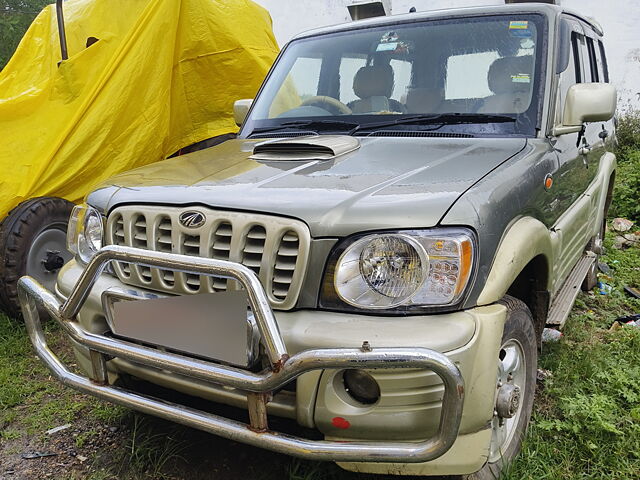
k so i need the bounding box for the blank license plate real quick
[110,291,250,366]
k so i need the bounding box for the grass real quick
[0,317,120,438]
[2,237,639,479]
[503,234,640,480]
[2,175,640,479]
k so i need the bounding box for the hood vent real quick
[251,135,360,161]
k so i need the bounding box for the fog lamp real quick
[342,369,380,405]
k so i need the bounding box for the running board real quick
[547,252,597,329]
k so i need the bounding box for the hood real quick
[90,136,527,237]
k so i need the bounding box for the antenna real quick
[56,0,69,61]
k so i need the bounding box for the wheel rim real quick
[488,338,527,463]
[26,226,73,292]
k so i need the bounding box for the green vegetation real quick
[502,115,640,479]
[0,1,50,70]
[610,111,640,223]
[504,236,640,480]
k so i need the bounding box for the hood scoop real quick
[251,135,360,161]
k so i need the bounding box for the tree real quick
[1,1,50,70]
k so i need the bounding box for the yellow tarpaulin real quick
[0,0,279,219]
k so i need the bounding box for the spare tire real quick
[0,197,75,318]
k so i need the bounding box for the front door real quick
[548,18,596,291]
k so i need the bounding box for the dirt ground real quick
[0,326,420,480]
[1,395,431,480]
[1,398,353,480]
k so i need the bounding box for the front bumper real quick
[19,245,465,464]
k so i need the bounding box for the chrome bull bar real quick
[18,245,465,463]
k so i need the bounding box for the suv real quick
[20,2,616,478]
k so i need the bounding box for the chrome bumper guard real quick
[18,245,465,463]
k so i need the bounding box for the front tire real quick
[465,296,537,480]
[0,197,74,317]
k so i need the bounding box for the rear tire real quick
[0,197,74,317]
[464,296,537,480]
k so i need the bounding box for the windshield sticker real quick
[375,31,411,54]
[511,73,531,83]
[509,20,532,38]
[380,31,399,43]
[509,20,529,30]
[377,42,398,52]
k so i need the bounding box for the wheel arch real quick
[477,217,553,339]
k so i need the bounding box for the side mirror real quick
[553,83,617,136]
[233,99,253,127]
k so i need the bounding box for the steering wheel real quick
[300,96,352,115]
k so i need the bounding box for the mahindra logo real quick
[179,211,206,229]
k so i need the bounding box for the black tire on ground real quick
[0,197,75,317]
[464,296,538,480]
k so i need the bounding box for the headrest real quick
[488,56,534,95]
[353,64,395,99]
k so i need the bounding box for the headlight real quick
[67,204,104,264]
[322,228,475,312]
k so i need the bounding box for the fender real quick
[477,216,553,306]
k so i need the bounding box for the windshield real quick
[242,14,546,138]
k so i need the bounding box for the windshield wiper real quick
[350,113,517,135]
[249,114,515,137]
[249,119,360,136]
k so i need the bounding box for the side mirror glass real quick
[234,99,253,127]
[554,83,617,136]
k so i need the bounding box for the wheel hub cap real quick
[488,338,526,463]
[26,227,72,291]
[496,383,521,419]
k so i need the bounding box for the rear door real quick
[580,25,616,226]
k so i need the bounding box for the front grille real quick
[106,206,311,310]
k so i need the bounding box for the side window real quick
[597,40,610,82]
[571,32,586,83]
[339,54,367,104]
[586,36,599,82]
[557,28,579,123]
